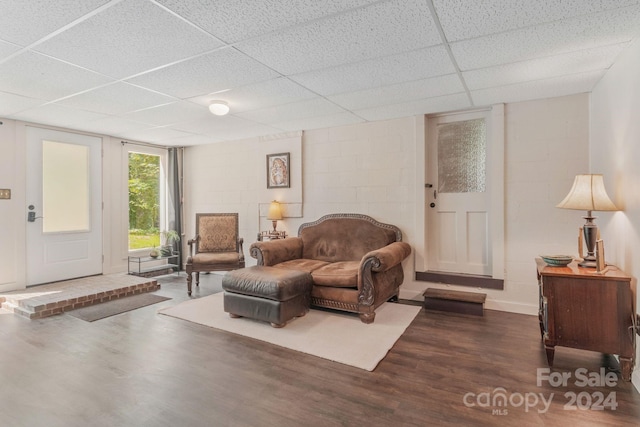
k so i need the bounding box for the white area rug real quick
[159,293,421,371]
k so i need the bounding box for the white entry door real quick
[26,127,103,285]
[426,111,492,276]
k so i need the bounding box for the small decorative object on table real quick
[257,230,286,241]
[160,229,181,256]
[540,255,573,267]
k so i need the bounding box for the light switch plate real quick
[0,189,11,199]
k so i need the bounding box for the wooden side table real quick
[536,258,636,381]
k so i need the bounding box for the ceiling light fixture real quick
[208,100,230,116]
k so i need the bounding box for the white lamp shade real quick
[208,101,229,116]
[556,174,618,211]
[267,201,282,220]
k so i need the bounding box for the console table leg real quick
[544,345,555,366]
[619,357,633,381]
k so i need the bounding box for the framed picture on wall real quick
[267,152,290,188]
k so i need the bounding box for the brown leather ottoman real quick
[222,266,313,327]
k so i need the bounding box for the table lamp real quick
[556,174,618,267]
[267,200,282,233]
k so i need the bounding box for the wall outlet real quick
[0,189,11,199]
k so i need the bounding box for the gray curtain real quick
[167,147,184,269]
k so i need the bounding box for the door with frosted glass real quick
[26,127,102,285]
[427,112,491,276]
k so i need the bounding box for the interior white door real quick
[26,127,102,285]
[427,111,491,276]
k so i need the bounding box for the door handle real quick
[27,205,43,222]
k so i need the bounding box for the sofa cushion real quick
[193,252,241,264]
[311,261,359,288]
[273,258,329,273]
[300,217,397,262]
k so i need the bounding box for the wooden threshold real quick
[415,270,504,290]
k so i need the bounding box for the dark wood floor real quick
[1,272,638,427]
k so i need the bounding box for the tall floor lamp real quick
[556,174,618,267]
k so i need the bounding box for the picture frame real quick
[266,152,290,188]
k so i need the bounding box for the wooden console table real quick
[536,258,635,381]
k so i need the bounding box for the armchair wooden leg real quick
[187,272,193,296]
[359,312,375,324]
[195,272,200,286]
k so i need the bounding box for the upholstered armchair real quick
[186,213,245,295]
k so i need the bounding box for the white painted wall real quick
[590,38,640,390]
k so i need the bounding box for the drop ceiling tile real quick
[235,97,345,124]
[434,0,640,42]
[451,5,640,70]
[0,40,21,61]
[118,126,195,143]
[121,101,210,126]
[126,48,280,99]
[171,115,275,137]
[354,93,472,121]
[235,0,441,75]
[8,103,108,128]
[157,0,378,43]
[463,44,629,90]
[290,45,455,96]
[328,74,464,110]
[33,0,223,79]
[0,51,113,100]
[213,124,288,141]
[0,91,47,116]
[161,133,223,147]
[270,112,365,132]
[55,82,176,115]
[73,116,151,136]
[470,70,606,106]
[0,0,111,45]
[187,78,318,113]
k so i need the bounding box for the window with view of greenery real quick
[128,152,160,250]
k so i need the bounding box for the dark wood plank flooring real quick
[0,272,638,426]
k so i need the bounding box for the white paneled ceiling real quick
[0,0,639,146]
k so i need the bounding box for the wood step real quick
[423,288,486,316]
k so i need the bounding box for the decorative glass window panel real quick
[437,118,486,193]
[42,140,90,233]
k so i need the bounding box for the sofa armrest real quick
[250,237,303,266]
[361,242,412,273]
[357,242,411,306]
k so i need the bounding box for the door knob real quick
[430,203,436,208]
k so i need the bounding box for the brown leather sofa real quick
[249,213,411,323]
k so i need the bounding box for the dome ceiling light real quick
[209,100,230,116]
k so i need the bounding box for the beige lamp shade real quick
[267,201,282,220]
[556,174,618,212]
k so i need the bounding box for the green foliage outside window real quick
[128,152,160,249]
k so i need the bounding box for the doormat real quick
[67,293,171,322]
